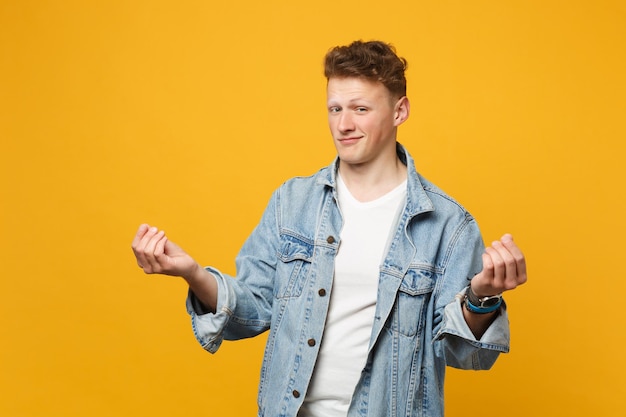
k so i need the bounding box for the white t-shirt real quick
[298,174,407,417]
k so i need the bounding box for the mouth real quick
[337,136,363,143]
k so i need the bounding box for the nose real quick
[337,112,355,133]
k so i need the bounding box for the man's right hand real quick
[131,224,201,279]
[131,224,219,312]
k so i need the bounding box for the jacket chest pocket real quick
[274,234,314,299]
[390,266,437,337]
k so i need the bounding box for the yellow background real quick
[1,0,625,416]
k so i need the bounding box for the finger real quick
[131,224,151,252]
[143,229,166,272]
[491,240,519,289]
[485,245,506,286]
[469,253,496,296]
[500,234,527,285]
[480,252,495,281]
[136,227,162,273]
[135,226,158,256]
[132,225,155,270]
[153,234,169,267]
[136,225,159,251]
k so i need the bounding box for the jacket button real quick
[326,236,335,244]
[292,390,300,398]
[318,288,326,297]
[307,338,316,346]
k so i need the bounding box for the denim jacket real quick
[187,143,510,417]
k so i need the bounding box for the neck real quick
[338,155,407,202]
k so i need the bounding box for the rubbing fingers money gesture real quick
[131,224,201,279]
[470,234,527,297]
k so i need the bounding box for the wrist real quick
[182,262,205,283]
[464,285,503,314]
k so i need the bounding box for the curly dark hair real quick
[324,40,408,98]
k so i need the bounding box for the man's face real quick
[326,77,406,169]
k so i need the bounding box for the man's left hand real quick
[470,234,527,297]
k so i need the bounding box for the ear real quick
[393,96,410,127]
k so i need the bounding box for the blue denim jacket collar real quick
[317,142,435,218]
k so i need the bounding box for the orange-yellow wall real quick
[2,1,625,416]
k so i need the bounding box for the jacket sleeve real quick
[433,217,510,370]
[436,293,509,369]
[186,189,281,353]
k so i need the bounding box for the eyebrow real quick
[326,97,373,106]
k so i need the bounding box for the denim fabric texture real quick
[186,143,510,417]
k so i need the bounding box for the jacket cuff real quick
[438,288,510,348]
[185,266,234,354]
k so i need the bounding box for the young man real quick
[132,40,527,417]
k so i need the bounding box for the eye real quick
[355,107,368,113]
[328,106,341,113]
